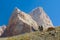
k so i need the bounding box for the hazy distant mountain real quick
[30,7,54,31]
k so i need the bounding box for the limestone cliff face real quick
[30,7,54,31]
[5,7,38,36]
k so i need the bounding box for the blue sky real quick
[0,0,60,26]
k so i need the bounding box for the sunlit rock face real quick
[1,7,54,37]
[4,7,38,36]
[30,7,54,31]
[0,25,6,36]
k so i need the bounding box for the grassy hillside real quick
[0,26,60,40]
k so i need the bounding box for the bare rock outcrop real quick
[0,25,6,36]
[30,7,54,31]
[4,7,38,36]
[1,7,54,37]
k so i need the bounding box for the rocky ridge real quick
[0,7,54,37]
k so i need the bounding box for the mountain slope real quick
[1,7,55,37]
[30,7,54,31]
[0,26,60,40]
[2,7,38,37]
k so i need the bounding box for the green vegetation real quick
[0,26,60,40]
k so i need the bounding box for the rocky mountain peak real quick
[1,7,54,37]
[30,7,43,15]
[3,7,38,37]
[14,7,21,13]
[30,7,54,31]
